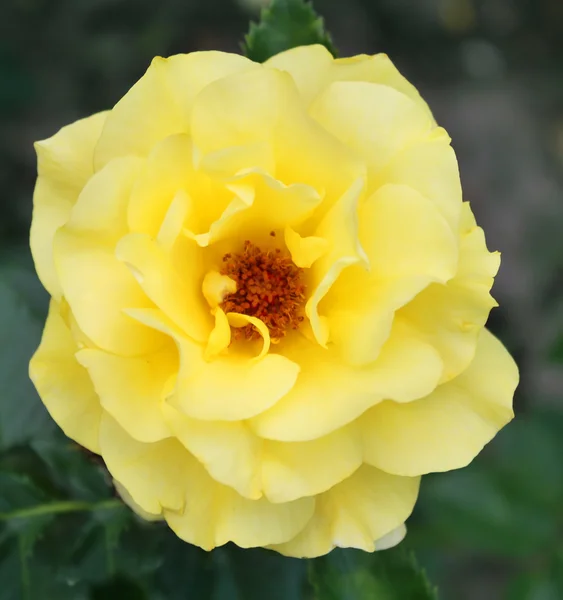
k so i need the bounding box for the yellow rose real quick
[29,45,518,557]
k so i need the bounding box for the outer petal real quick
[31,112,108,299]
[265,46,433,122]
[250,321,442,442]
[328,53,434,119]
[163,403,263,500]
[54,157,165,357]
[100,413,192,515]
[102,410,315,549]
[400,202,500,381]
[262,424,363,503]
[361,329,518,477]
[374,129,462,233]
[76,345,176,443]
[94,52,256,169]
[271,465,419,557]
[265,44,334,105]
[310,81,432,187]
[29,301,102,453]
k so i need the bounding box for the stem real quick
[19,536,30,600]
[0,498,122,522]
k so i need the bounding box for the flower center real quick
[220,240,306,342]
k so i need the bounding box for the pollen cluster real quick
[220,240,306,342]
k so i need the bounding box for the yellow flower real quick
[29,45,518,557]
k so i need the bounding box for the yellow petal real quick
[194,170,322,247]
[54,230,162,357]
[104,409,313,549]
[204,308,231,361]
[163,403,262,500]
[127,133,217,238]
[76,345,176,443]
[375,130,462,232]
[113,479,163,522]
[284,227,328,268]
[99,413,190,515]
[31,112,108,299]
[262,424,363,503]
[191,66,364,210]
[360,183,458,282]
[272,465,419,557]
[361,329,518,477]
[160,51,257,127]
[165,459,315,549]
[310,81,432,187]
[329,53,434,120]
[400,202,500,381]
[202,271,237,309]
[126,308,301,421]
[326,270,429,367]
[306,178,368,347]
[94,52,256,169]
[29,301,102,453]
[265,44,334,105]
[116,232,212,343]
[250,321,442,441]
[94,58,184,169]
[321,183,458,366]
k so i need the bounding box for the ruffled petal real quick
[76,344,176,443]
[192,170,322,248]
[250,321,442,442]
[31,112,108,299]
[94,52,255,169]
[306,178,368,347]
[328,53,434,119]
[29,301,102,453]
[361,329,518,477]
[265,44,334,105]
[310,81,432,188]
[165,461,315,550]
[191,67,365,210]
[116,232,212,343]
[271,465,419,557]
[53,157,166,356]
[126,309,300,421]
[323,183,458,366]
[163,403,262,500]
[99,413,191,515]
[262,423,363,503]
[374,129,462,232]
[399,202,500,381]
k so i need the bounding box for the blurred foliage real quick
[1,0,563,598]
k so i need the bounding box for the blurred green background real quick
[1,0,563,598]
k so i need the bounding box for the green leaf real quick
[243,0,337,63]
[0,278,54,450]
[309,547,437,600]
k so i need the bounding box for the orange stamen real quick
[220,241,306,341]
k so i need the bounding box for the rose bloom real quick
[29,45,518,557]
